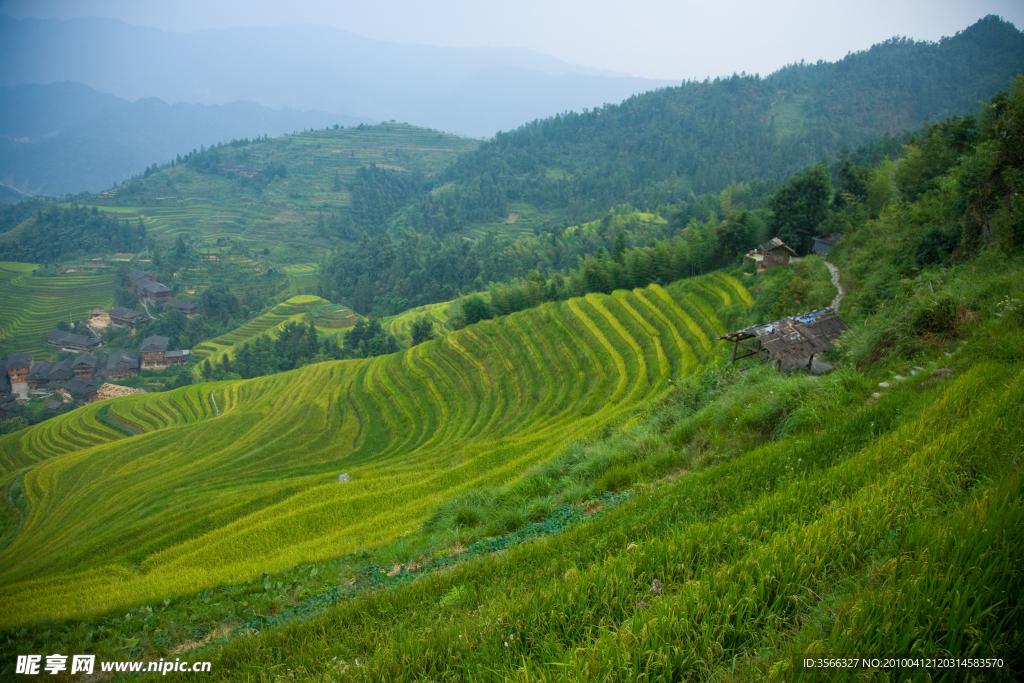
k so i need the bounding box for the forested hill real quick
[393,15,1023,234]
[307,17,1023,315]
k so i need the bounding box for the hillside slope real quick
[0,275,747,624]
[401,16,1024,231]
[77,123,478,263]
[316,16,1024,313]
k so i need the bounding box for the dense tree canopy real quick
[0,204,147,263]
[317,16,1023,314]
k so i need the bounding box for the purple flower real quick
[651,578,663,594]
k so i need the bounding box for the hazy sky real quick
[2,0,1021,80]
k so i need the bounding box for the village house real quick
[1,369,9,395]
[138,279,174,302]
[106,350,140,380]
[126,269,156,288]
[164,349,190,365]
[26,359,74,390]
[72,353,99,379]
[140,335,169,366]
[748,237,798,274]
[45,329,103,351]
[811,233,841,257]
[109,306,148,329]
[63,378,100,403]
[165,298,198,318]
[45,398,62,412]
[5,353,32,399]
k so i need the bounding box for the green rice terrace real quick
[0,261,114,359]
[383,299,458,346]
[82,124,479,263]
[191,295,363,374]
[0,274,743,625]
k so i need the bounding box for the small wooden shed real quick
[749,237,798,274]
[718,309,849,371]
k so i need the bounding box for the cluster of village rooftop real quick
[0,269,193,411]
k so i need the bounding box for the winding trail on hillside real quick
[825,261,844,310]
[209,390,219,417]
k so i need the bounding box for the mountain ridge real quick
[0,16,677,138]
[0,82,366,195]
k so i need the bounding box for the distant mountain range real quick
[0,82,359,197]
[0,16,675,139]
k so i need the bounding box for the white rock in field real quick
[878,382,890,388]
[337,473,350,482]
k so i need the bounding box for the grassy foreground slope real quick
[0,275,743,624]
[0,261,114,359]
[212,359,1024,682]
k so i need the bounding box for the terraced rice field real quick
[0,276,746,624]
[0,262,115,360]
[383,299,457,346]
[283,263,320,296]
[190,295,333,374]
[88,125,479,262]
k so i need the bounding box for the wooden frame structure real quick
[718,309,849,369]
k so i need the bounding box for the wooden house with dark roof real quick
[165,298,198,318]
[63,378,100,402]
[749,237,798,273]
[164,349,190,365]
[72,353,99,379]
[5,353,32,384]
[718,309,849,372]
[109,306,147,329]
[106,350,140,379]
[45,398,62,412]
[127,269,156,288]
[45,329,102,351]
[140,335,169,366]
[811,233,841,257]
[27,359,74,390]
[138,280,173,302]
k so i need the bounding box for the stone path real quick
[825,261,844,310]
